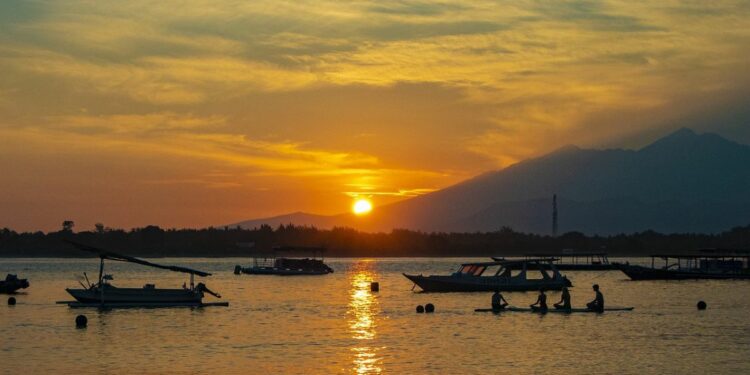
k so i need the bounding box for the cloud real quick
[0,0,749,230]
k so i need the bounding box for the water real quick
[1,258,749,374]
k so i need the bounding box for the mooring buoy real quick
[370,282,379,292]
[697,301,707,310]
[416,305,424,313]
[425,303,435,313]
[75,314,88,328]
[7,297,16,306]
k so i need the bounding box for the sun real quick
[352,199,373,215]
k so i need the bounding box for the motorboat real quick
[235,246,334,276]
[495,252,624,271]
[403,258,572,292]
[619,250,750,280]
[63,241,223,307]
[0,274,30,294]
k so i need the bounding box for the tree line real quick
[1,222,749,258]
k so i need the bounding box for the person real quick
[586,284,604,313]
[491,290,508,311]
[554,286,571,311]
[530,289,548,313]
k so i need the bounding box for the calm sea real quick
[1,258,749,374]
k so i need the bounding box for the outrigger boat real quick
[0,274,30,294]
[474,306,634,313]
[61,241,226,308]
[619,250,750,280]
[234,246,334,276]
[403,258,572,292]
[495,252,623,271]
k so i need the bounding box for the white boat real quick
[404,258,572,292]
[63,241,222,307]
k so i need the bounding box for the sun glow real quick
[352,199,373,215]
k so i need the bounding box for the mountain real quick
[231,128,750,234]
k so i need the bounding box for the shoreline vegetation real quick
[2,223,750,258]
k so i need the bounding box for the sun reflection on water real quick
[348,261,383,374]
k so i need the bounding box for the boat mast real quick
[98,256,105,304]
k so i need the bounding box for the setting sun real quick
[352,199,373,215]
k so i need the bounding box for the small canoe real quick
[474,306,634,313]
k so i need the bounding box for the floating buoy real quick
[416,305,425,313]
[233,265,242,275]
[425,303,435,313]
[697,301,707,310]
[7,297,16,305]
[75,314,88,328]
[370,282,379,292]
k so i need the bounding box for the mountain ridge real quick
[229,128,750,234]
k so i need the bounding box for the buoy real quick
[697,301,707,310]
[7,297,16,305]
[370,282,379,292]
[425,303,435,313]
[75,315,88,328]
[416,305,425,313]
[233,265,242,275]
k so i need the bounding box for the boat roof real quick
[462,258,560,267]
[650,253,750,259]
[66,241,212,277]
[521,252,608,257]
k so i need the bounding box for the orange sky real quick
[1,1,749,232]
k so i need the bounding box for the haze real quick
[1,1,749,232]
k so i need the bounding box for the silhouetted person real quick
[492,290,508,311]
[530,289,548,313]
[586,284,604,313]
[554,286,571,311]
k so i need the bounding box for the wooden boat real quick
[403,258,572,293]
[0,274,30,294]
[620,250,750,280]
[235,246,334,276]
[62,241,224,307]
[474,306,634,313]
[494,252,623,271]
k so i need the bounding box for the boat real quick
[62,241,224,308]
[234,246,334,276]
[494,251,624,271]
[474,306,634,313]
[403,258,572,292]
[0,274,30,294]
[619,250,750,280]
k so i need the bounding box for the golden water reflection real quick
[348,261,383,374]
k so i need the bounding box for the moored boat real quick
[0,274,30,294]
[495,252,623,271]
[404,258,572,293]
[619,250,750,280]
[235,246,334,276]
[63,241,223,307]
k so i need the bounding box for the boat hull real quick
[66,286,203,304]
[239,266,333,276]
[404,273,572,292]
[620,265,750,280]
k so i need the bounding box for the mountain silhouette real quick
[231,128,750,234]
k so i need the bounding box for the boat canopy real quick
[462,258,560,267]
[65,241,212,277]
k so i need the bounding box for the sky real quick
[0,0,749,232]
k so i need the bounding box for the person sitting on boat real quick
[586,284,604,313]
[491,290,508,311]
[553,286,571,311]
[530,289,548,313]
